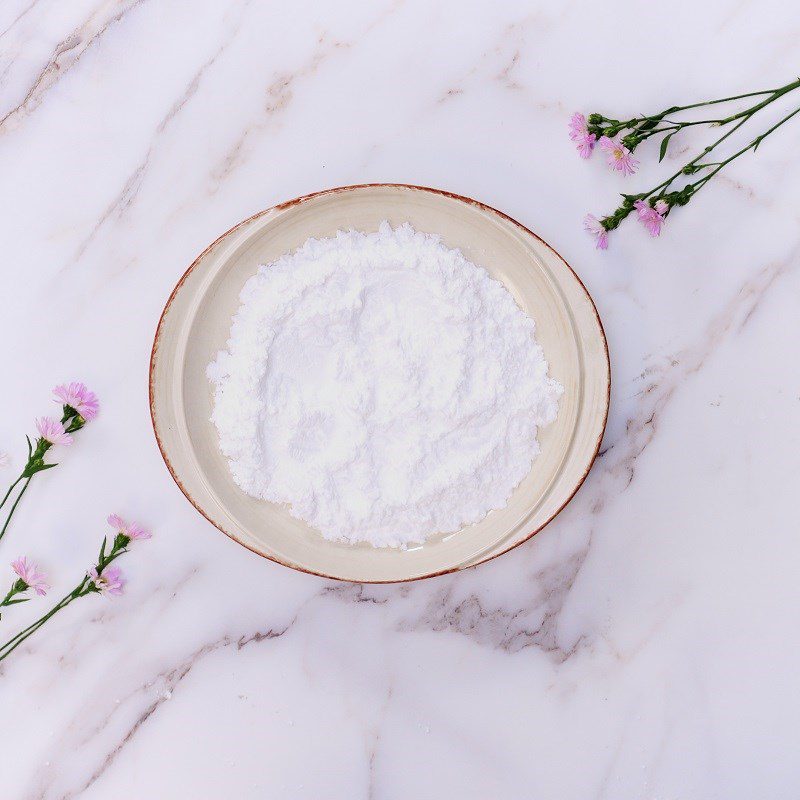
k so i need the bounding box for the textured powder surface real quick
[208,223,563,548]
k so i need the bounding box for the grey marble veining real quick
[1,1,799,797]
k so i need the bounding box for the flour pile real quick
[207,222,562,548]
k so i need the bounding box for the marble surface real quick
[1,1,799,797]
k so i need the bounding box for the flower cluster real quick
[88,565,126,597]
[0,514,152,661]
[569,113,639,175]
[34,417,72,447]
[53,382,100,423]
[0,379,154,663]
[0,556,50,618]
[568,113,596,159]
[84,514,151,598]
[0,382,100,545]
[32,382,100,450]
[107,514,152,543]
[570,77,800,248]
[11,556,49,596]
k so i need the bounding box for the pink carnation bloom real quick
[88,565,125,597]
[568,112,596,158]
[598,136,639,176]
[53,382,100,421]
[107,514,152,541]
[11,556,50,596]
[35,417,73,446]
[634,199,669,237]
[583,214,609,250]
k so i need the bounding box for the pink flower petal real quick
[107,514,152,541]
[599,136,638,176]
[569,113,596,158]
[11,556,50,595]
[107,514,126,531]
[634,199,668,237]
[53,382,100,421]
[583,214,610,250]
[88,565,126,597]
[35,417,73,446]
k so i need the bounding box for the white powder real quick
[208,223,562,548]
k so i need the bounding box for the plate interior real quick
[151,186,609,582]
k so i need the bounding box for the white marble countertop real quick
[2,2,799,798]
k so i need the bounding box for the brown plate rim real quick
[148,183,611,584]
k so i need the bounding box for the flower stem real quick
[601,101,800,237]
[0,589,80,660]
[662,80,800,129]
[0,579,27,607]
[603,114,754,230]
[0,586,22,619]
[599,78,800,151]
[0,434,62,547]
[690,104,800,193]
[0,475,23,512]
[0,477,31,544]
[663,79,798,121]
[662,86,786,112]
[0,537,127,662]
[632,113,752,206]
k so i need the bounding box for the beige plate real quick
[150,185,610,583]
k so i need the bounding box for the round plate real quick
[149,185,609,582]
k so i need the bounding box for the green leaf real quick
[659,133,675,162]
[25,435,32,458]
[32,462,58,474]
[4,597,29,605]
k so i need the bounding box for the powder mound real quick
[208,222,563,548]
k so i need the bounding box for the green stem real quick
[0,591,78,660]
[604,115,753,229]
[0,579,33,619]
[632,79,800,128]
[604,102,800,233]
[657,84,793,114]
[677,78,800,126]
[613,78,800,149]
[0,586,17,607]
[0,475,23,512]
[0,537,128,661]
[0,477,31,544]
[644,114,753,200]
[691,104,800,192]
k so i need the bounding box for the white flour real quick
[208,222,562,548]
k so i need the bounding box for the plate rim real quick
[148,183,611,583]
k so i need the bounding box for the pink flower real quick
[88,565,125,597]
[53,382,99,421]
[583,214,609,250]
[598,136,639,176]
[35,417,73,446]
[11,557,50,596]
[634,199,669,237]
[568,112,596,158]
[107,514,151,541]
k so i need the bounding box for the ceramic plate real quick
[149,185,610,582]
